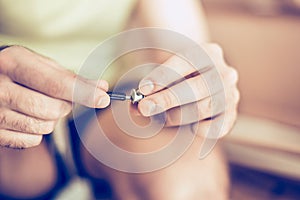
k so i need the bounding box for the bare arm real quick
[127,0,239,138]
[137,0,209,43]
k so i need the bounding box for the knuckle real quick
[209,43,223,56]
[192,77,207,98]
[207,97,215,116]
[218,111,237,138]
[192,122,210,138]
[27,118,55,134]
[0,46,25,72]
[0,74,10,84]
[20,96,48,118]
[0,80,12,106]
[210,120,225,138]
[236,90,240,103]
[159,91,176,110]
[222,111,237,137]
[0,110,8,127]
[45,80,64,97]
[154,68,170,88]
[38,103,65,120]
[0,47,13,71]
[197,99,211,119]
[232,67,238,78]
[13,116,54,135]
[165,108,181,126]
[23,95,40,111]
[233,88,240,104]
[226,88,240,106]
[208,96,221,117]
[228,67,239,84]
[11,118,28,133]
[20,95,69,120]
[48,103,67,119]
[47,107,64,119]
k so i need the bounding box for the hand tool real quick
[108,89,144,104]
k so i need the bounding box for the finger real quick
[138,68,223,116]
[0,78,72,120]
[165,86,239,127]
[0,46,110,108]
[0,129,42,148]
[164,91,227,127]
[138,44,223,95]
[0,108,56,135]
[191,106,238,139]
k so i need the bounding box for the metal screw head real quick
[130,89,144,104]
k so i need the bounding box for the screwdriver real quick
[108,89,144,104]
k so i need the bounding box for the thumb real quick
[0,46,110,108]
[73,78,111,108]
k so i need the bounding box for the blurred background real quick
[201,0,300,199]
[1,0,300,199]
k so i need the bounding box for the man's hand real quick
[138,44,239,138]
[0,46,110,148]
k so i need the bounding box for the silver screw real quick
[130,89,144,104]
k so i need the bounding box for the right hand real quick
[0,46,110,148]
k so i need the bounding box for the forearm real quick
[128,0,209,63]
[137,0,209,42]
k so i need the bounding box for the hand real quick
[0,46,110,148]
[138,44,239,138]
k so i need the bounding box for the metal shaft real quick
[107,92,131,101]
[108,89,144,104]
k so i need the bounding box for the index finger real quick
[138,44,216,96]
[0,46,110,108]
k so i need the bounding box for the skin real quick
[81,102,230,200]
[134,0,239,135]
[0,46,109,198]
[0,139,57,199]
[0,46,110,148]
[0,0,239,199]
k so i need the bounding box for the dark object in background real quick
[230,164,300,200]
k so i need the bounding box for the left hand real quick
[138,44,239,138]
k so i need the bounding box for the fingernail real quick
[97,96,110,108]
[139,79,154,94]
[140,100,157,116]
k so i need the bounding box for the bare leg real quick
[0,139,58,199]
[80,102,229,200]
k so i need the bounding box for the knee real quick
[128,143,229,200]
[0,141,57,199]
[135,170,228,200]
